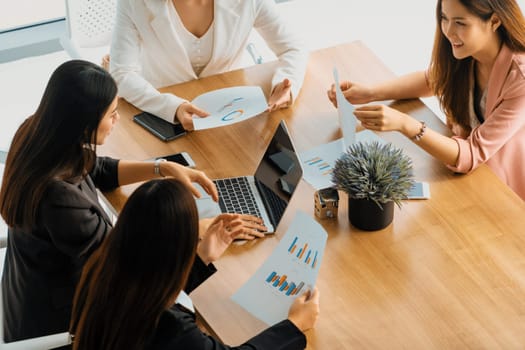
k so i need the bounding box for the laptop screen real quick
[254,121,302,224]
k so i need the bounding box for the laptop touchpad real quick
[193,183,222,218]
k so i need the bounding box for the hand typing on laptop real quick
[195,121,303,234]
[199,214,267,242]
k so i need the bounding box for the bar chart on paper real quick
[304,156,333,176]
[299,130,385,190]
[232,211,327,325]
[299,138,342,190]
[288,236,319,269]
[266,271,305,296]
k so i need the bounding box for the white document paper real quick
[298,68,386,190]
[300,138,344,191]
[231,211,327,325]
[333,68,357,146]
[192,86,267,130]
[299,130,385,190]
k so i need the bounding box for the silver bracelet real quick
[412,121,427,141]
[154,158,167,177]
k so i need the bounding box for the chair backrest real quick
[243,29,277,67]
[0,248,71,349]
[0,163,7,248]
[64,0,117,48]
[246,43,263,65]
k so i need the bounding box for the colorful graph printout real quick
[231,211,327,325]
[299,130,385,190]
[192,86,267,130]
[265,272,305,296]
[288,236,319,269]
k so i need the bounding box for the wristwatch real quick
[154,158,167,177]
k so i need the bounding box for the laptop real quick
[195,120,303,233]
[96,189,118,226]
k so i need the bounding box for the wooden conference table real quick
[99,41,525,349]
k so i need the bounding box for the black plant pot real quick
[348,198,394,231]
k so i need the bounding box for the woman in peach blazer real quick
[110,0,308,130]
[328,0,525,200]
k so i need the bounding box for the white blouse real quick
[169,4,214,76]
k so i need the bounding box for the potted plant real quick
[332,141,414,231]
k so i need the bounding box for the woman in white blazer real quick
[110,0,308,130]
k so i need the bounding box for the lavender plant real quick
[332,141,414,208]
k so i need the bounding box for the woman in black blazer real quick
[0,60,264,342]
[70,178,320,350]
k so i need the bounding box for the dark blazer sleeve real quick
[153,258,306,350]
[184,256,217,294]
[239,319,306,350]
[90,156,120,191]
[154,307,306,350]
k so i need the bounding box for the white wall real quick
[0,0,64,31]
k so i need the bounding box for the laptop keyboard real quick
[214,177,262,217]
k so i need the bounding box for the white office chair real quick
[246,42,263,65]
[0,163,7,248]
[240,30,277,68]
[59,0,116,66]
[0,248,71,349]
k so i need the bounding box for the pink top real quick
[447,45,525,200]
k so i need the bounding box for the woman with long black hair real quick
[0,60,264,342]
[71,178,319,350]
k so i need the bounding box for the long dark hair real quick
[70,179,200,350]
[0,60,117,229]
[429,0,525,131]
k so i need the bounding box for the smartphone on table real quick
[133,111,186,141]
[155,152,196,168]
[407,181,431,199]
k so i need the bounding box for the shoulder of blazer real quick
[509,50,525,82]
[142,0,174,17]
[486,45,525,111]
[43,178,96,209]
[215,0,253,15]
